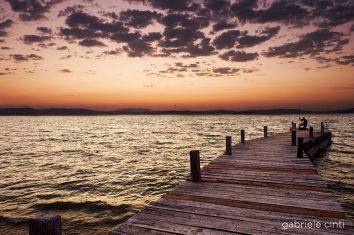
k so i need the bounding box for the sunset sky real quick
[0,0,353,111]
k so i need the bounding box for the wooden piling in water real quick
[263,126,268,138]
[225,136,232,155]
[189,150,201,182]
[297,137,304,158]
[309,126,314,138]
[291,130,296,146]
[29,214,62,235]
[321,122,325,135]
[240,130,245,143]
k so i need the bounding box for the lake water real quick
[0,115,353,234]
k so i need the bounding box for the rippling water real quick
[0,115,353,234]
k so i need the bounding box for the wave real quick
[328,181,354,194]
[32,200,132,215]
[331,148,354,155]
[0,215,27,225]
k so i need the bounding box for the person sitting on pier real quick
[299,116,308,130]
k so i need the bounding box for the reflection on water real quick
[0,115,353,234]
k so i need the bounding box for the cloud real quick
[204,0,231,14]
[5,0,64,21]
[142,32,162,42]
[231,0,310,27]
[1,47,11,50]
[120,9,162,28]
[79,38,106,47]
[58,5,85,17]
[10,53,43,62]
[59,55,72,60]
[102,48,121,55]
[313,1,354,28]
[335,55,354,66]
[58,69,72,73]
[212,30,240,49]
[56,46,68,50]
[0,72,11,76]
[183,38,215,57]
[212,20,237,32]
[237,26,280,48]
[60,10,129,44]
[219,50,259,62]
[146,0,198,12]
[22,34,51,44]
[60,27,103,39]
[65,11,99,27]
[149,62,255,78]
[123,40,154,57]
[0,19,14,37]
[111,32,140,43]
[263,29,348,60]
[160,13,209,30]
[213,67,240,75]
[175,62,199,68]
[37,26,52,34]
[242,67,259,73]
[0,19,14,29]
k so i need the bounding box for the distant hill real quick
[0,107,353,116]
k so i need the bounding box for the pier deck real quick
[110,129,354,235]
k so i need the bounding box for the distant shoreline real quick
[0,108,353,116]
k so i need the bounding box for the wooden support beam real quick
[309,126,314,138]
[264,126,268,138]
[190,150,201,182]
[226,136,232,155]
[240,130,245,143]
[321,122,325,135]
[297,137,304,158]
[291,130,296,146]
[29,214,62,235]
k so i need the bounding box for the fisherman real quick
[299,116,308,130]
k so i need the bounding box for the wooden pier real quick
[110,126,354,235]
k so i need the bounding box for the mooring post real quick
[29,214,62,235]
[264,126,268,138]
[321,122,325,135]
[240,130,245,143]
[293,122,296,130]
[291,130,296,146]
[226,136,232,155]
[190,150,201,182]
[297,137,304,158]
[309,126,314,138]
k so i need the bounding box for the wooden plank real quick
[149,200,354,235]
[200,176,331,193]
[163,192,347,219]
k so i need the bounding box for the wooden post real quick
[297,137,304,158]
[29,214,62,235]
[240,130,245,143]
[321,122,325,135]
[190,150,201,182]
[309,126,314,138]
[291,130,296,146]
[226,136,232,155]
[264,126,268,138]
